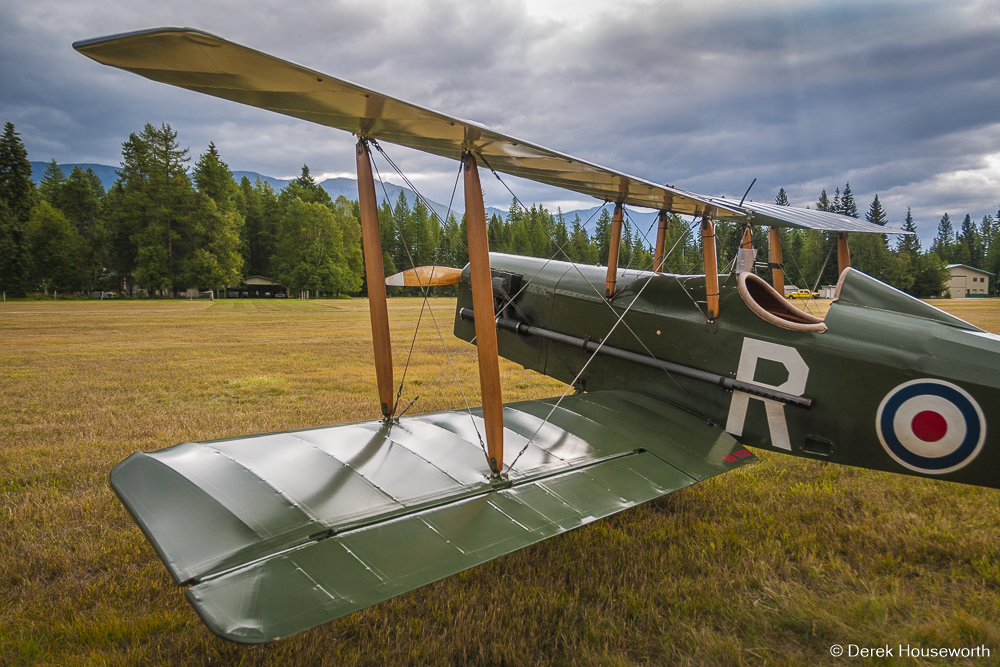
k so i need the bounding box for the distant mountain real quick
[29,162,120,190]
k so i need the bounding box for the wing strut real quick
[737,224,754,274]
[837,232,851,275]
[463,152,505,475]
[356,139,394,418]
[701,216,720,320]
[604,203,624,298]
[653,211,668,273]
[768,227,785,295]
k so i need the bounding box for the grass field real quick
[2,295,999,666]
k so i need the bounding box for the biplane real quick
[75,28,999,644]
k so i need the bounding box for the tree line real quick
[1,120,997,299]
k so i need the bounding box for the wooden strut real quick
[739,224,754,274]
[768,227,785,295]
[653,210,668,273]
[837,231,851,275]
[463,152,505,475]
[605,203,624,298]
[701,216,720,320]
[356,139,394,419]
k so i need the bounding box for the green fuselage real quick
[455,254,1000,489]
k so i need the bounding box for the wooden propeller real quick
[385,266,463,287]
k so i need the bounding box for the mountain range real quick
[29,161,511,223]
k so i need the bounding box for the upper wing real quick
[712,198,915,234]
[73,27,735,218]
[74,27,895,233]
[110,389,755,643]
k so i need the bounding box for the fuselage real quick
[454,253,1000,489]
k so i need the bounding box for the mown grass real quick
[2,296,999,666]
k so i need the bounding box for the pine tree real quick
[553,209,569,258]
[774,188,789,206]
[283,164,332,207]
[186,143,244,291]
[984,214,1000,295]
[0,122,35,295]
[595,207,612,265]
[931,213,954,263]
[838,183,858,218]
[0,122,35,222]
[38,159,66,206]
[61,166,106,291]
[111,123,197,294]
[955,213,983,268]
[865,194,887,226]
[193,142,237,208]
[237,176,280,278]
[896,208,921,256]
[817,189,832,212]
[568,213,595,264]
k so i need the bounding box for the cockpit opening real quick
[737,272,828,333]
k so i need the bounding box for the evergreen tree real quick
[837,183,858,218]
[955,213,983,268]
[0,122,35,222]
[61,166,106,291]
[774,188,789,206]
[931,213,954,263]
[567,213,595,264]
[0,122,35,295]
[865,194,887,226]
[282,164,332,207]
[109,123,197,294]
[816,189,832,212]
[848,193,892,282]
[984,214,1000,295]
[38,159,66,206]
[186,144,244,290]
[237,176,280,278]
[595,207,612,265]
[896,208,921,256]
[193,142,238,208]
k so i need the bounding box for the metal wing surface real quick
[110,390,755,643]
[710,198,913,234]
[73,27,738,218]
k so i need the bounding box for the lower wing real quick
[111,390,755,643]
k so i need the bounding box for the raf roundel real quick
[876,379,986,475]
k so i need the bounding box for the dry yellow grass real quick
[2,296,999,666]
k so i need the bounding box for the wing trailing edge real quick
[110,390,755,643]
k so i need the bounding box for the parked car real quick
[786,289,819,299]
[275,293,286,298]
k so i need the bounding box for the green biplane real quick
[75,28,999,644]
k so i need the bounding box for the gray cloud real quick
[2,0,999,245]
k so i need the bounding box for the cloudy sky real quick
[3,0,999,245]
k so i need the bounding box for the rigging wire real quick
[506,221,695,471]
[476,156,707,420]
[394,204,603,420]
[368,143,487,457]
[390,160,464,417]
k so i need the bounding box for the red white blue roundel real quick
[876,379,986,474]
